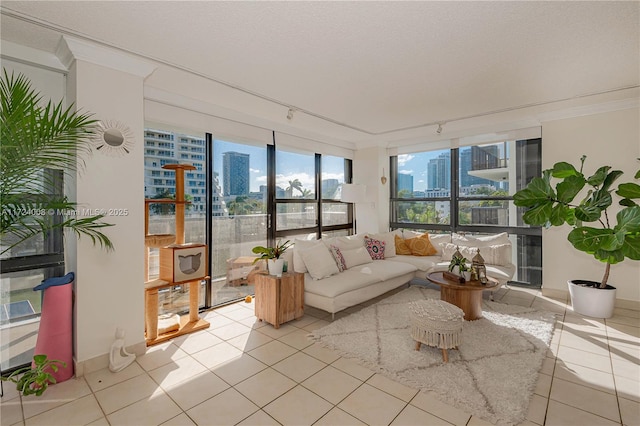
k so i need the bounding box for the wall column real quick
[57,36,156,374]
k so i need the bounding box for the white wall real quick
[353,147,389,234]
[541,108,640,306]
[66,57,151,369]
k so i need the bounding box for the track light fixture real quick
[286,108,294,120]
[436,123,444,134]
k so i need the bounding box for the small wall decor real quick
[92,120,135,157]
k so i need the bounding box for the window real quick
[390,138,542,286]
[274,149,353,240]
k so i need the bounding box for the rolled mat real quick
[32,273,74,383]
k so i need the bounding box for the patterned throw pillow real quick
[394,235,412,255]
[365,237,385,260]
[329,245,347,272]
[405,233,437,256]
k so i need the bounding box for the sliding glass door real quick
[209,137,268,307]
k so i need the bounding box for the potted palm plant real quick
[513,155,640,318]
[252,239,292,276]
[1,70,114,394]
[1,70,114,253]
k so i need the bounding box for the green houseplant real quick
[1,70,114,255]
[0,70,114,394]
[513,155,640,317]
[1,354,65,397]
[252,239,292,276]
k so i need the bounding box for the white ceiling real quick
[1,1,638,149]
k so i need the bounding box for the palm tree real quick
[0,70,113,255]
[286,179,304,198]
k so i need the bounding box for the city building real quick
[222,151,250,197]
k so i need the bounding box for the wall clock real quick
[92,120,135,157]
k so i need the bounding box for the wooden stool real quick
[409,299,464,362]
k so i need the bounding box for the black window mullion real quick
[316,153,322,239]
[267,137,276,246]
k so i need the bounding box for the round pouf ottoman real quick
[409,299,464,363]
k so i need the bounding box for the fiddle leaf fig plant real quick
[514,155,640,288]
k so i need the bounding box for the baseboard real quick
[74,340,147,377]
[615,298,640,311]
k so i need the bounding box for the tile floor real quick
[1,285,638,426]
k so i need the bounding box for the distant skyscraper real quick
[398,173,414,195]
[222,151,250,196]
[143,129,207,212]
[427,151,451,190]
[459,146,499,189]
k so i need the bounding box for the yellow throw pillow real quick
[394,235,412,255]
[405,233,437,256]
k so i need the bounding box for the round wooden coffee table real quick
[426,272,499,321]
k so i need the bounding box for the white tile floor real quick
[2,285,639,426]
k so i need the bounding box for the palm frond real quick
[0,70,114,254]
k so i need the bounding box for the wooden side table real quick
[254,272,304,328]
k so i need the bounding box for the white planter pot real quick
[568,280,616,319]
[268,259,285,276]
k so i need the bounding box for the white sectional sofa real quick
[283,230,516,319]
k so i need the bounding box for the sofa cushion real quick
[329,245,347,272]
[304,268,383,298]
[440,242,512,266]
[323,235,365,250]
[299,243,339,280]
[453,232,510,247]
[366,230,401,258]
[364,237,386,260]
[394,235,413,255]
[366,259,417,281]
[387,255,439,272]
[405,233,437,256]
[293,238,323,273]
[401,230,450,256]
[342,246,373,269]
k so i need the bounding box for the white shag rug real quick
[310,286,557,425]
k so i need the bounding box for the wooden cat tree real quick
[144,163,209,346]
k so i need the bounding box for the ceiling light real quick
[436,123,444,134]
[287,108,294,120]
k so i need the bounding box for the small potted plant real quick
[513,155,640,318]
[448,252,470,280]
[1,354,66,396]
[252,240,292,276]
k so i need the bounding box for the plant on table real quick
[251,239,292,261]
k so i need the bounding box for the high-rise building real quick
[427,151,451,190]
[397,173,414,195]
[144,129,208,212]
[222,151,250,196]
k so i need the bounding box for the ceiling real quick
[1,1,638,149]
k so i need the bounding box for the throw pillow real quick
[299,243,340,280]
[440,243,511,266]
[292,238,323,273]
[394,235,412,255]
[341,246,374,269]
[329,245,347,272]
[405,233,437,256]
[366,231,400,258]
[364,237,385,260]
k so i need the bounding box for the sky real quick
[212,139,345,192]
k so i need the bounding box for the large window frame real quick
[390,138,542,286]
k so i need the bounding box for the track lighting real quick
[286,108,294,120]
[436,123,444,134]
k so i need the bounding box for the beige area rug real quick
[310,286,557,425]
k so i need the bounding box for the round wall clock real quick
[92,120,135,157]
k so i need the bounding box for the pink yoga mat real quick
[33,275,74,383]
